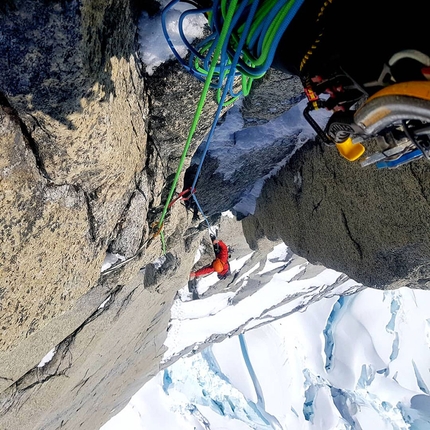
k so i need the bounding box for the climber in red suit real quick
[190,239,230,279]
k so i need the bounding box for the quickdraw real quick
[168,187,195,209]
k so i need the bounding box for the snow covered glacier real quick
[103,243,430,430]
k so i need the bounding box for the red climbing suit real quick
[194,240,230,277]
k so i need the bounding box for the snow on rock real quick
[191,94,332,217]
[101,252,125,272]
[138,2,206,75]
[37,347,57,368]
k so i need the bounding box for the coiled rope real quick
[162,0,305,103]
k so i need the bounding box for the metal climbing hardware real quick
[168,187,195,209]
[303,101,333,146]
[299,37,430,167]
[300,67,430,166]
[335,137,366,162]
[304,86,319,104]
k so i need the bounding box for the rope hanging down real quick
[156,0,239,251]
[188,0,260,226]
[104,0,306,272]
[158,0,305,248]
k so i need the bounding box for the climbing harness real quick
[301,52,430,168]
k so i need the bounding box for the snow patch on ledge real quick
[138,2,206,75]
[37,347,57,368]
[101,253,125,272]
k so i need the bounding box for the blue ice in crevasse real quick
[410,395,430,422]
[302,369,328,424]
[412,361,430,395]
[210,399,225,415]
[357,364,376,389]
[381,401,391,412]
[385,293,401,363]
[163,346,274,429]
[302,369,358,428]
[302,367,409,430]
[398,395,430,430]
[331,387,400,430]
[162,369,173,394]
[187,404,211,430]
[201,347,270,426]
[323,295,353,372]
[386,294,401,332]
[330,387,357,428]
[303,384,316,422]
[200,347,230,384]
[389,332,400,361]
[238,334,264,406]
[238,334,283,429]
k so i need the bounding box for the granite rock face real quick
[0,0,218,428]
[0,0,149,355]
[243,139,430,290]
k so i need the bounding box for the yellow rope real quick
[299,0,334,71]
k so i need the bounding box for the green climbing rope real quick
[155,0,239,250]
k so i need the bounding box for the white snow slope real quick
[103,243,430,430]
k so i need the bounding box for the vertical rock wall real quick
[0,0,148,354]
[0,0,219,428]
[243,140,430,290]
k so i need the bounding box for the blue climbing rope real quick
[162,0,305,102]
[189,0,260,227]
[160,0,305,235]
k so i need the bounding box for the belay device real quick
[302,52,430,169]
